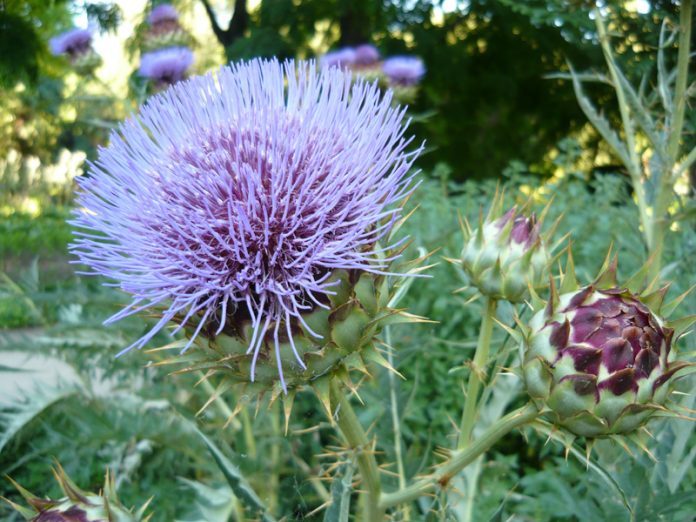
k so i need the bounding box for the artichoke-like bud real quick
[460,192,551,302]
[4,464,151,522]
[520,251,695,438]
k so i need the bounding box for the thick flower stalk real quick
[139,46,194,87]
[49,28,101,73]
[520,251,695,438]
[71,59,422,397]
[460,191,551,303]
[4,463,151,521]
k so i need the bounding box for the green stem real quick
[379,404,538,510]
[595,9,654,252]
[649,0,693,282]
[668,0,692,163]
[328,379,384,522]
[268,402,280,514]
[457,296,497,449]
[386,325,410,520]
[241,407,257,460]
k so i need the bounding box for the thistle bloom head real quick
[49,28,101,73]
[148,3,179,25]
[320,47,356,69]
[49,28,93,57]
[71,59,421,394]
[139,46,194,85]
[460,192,550,303]
[354,44,380,66]
[520,253,694,437]
[382,56,425,86]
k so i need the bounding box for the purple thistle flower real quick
[320,47,356,69]
[354,44,380,66]
[49,28,93,57]
[382,56,426,86]
[148,3,179,25]
[71,59,421,390]
[139,47,194,84]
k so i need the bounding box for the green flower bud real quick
[461,193,550,303]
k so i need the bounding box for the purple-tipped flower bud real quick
[461,198,549,303]
[139,46,194,86]
[521,262,692,438]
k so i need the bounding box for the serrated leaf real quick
[0,383,81,455]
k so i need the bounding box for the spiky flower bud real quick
[460,193,550,303]
[521,253,694,437]
[4,464,151,522]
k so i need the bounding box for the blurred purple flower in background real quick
[139,46,194,85]
[354,44,380,66]
[71,59,420,388]
[382,56,426,86]
[49,28,93,57]
[320,47,356,69]
[49,28,101,73]
[148,3,179,25]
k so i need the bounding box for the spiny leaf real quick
[194,429,276,522]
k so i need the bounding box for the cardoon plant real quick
[71,58,424,520]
